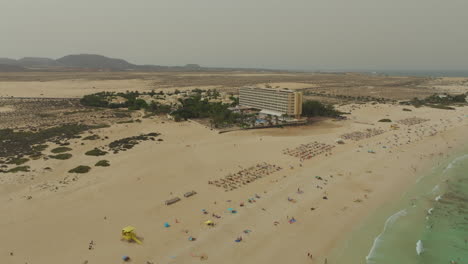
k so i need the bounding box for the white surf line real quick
[443,154,468,173]
[366,209,407,264]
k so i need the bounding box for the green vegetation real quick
[401,93,467,109]
[29,153,43,160]
[303,91,393,104]
[80,90,347,128]
[68,165,91,174]
[426,104,455,110]
[82,135,100,140]
[146,101,172,114]
[171,95,242,128]
[108,133,160,153]
[32,144,48,152]
[116,120,135,124]
[51,147,72,153]
[49,153,73,160]
[80,93,111,108]
[80,91,170,113]
[7,157,30,165]
[302,100,342,118]
[378,119,392,122]
[80,91,148,110]
[5,166,30,173]
[63,109,96,115]
[95,160,110,167]
[0,124,106,159]
[85,148,108,156]
[113,111,132,118]
[79,90,238,124]
[229,95,239,106]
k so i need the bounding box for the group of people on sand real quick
[208,163,282,191]
[283,142,335,160]
[341,128,385,141]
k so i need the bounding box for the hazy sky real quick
[1,0,468,71]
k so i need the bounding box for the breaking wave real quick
[366,209,407,264]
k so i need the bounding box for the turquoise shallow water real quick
[334,151,468,264]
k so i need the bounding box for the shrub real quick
[49,153,72,160]
[29,153,43,160]
[7,166,30,173]
[80,94,109,107]
[117,120,134,124]
[82,135,100,140]
[113,111,132,118]
[32,144,48,152]
[85,148,108,156]
[68,165,91,174]
[147,101,172,114]
[51,147,72,153]
[378,119,392,122]
[302,100,342,117]
[402,108,412,112]
[0,124,107,159]
[128,99,148,110]
[95,160,110,167]
[7,157,30,165]
[427,104,455,110]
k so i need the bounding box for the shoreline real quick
[330,127,468,263]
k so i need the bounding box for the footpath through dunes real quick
[0,104,467,264]
[0,106,14,112]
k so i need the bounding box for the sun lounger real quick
[184,191,197,198]
[165,197,181,205]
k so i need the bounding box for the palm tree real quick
[266,114,273,126]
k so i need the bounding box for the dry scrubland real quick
[0,72,467,264]
[1,71,467,99]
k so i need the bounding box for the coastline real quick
[330,126,468,264]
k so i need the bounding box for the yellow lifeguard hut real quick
[121,226,142,244]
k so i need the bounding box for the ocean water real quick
[334,151,468,264]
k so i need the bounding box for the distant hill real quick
[0,64,27,72]
[0,54,277,72]
[0,58,20,66]
[57,54,136,70]
[18,57,63,68]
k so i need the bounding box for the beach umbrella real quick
[204,220,213,225]
[164,222,170,228]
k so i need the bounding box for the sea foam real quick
[443,154,468,173]
[416,240,424,255]
[366,209,407,264]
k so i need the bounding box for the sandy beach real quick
[3,0,468,262]
[1,90,467,263]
